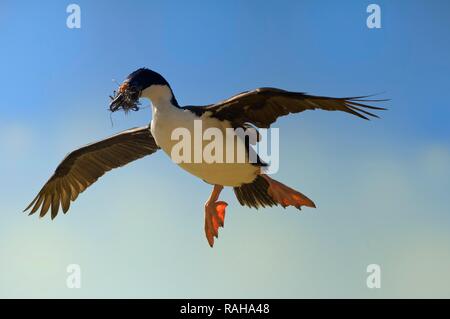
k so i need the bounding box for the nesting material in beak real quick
[109,93,124,112]
[109,82,141,113]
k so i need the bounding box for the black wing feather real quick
[24,126,159,219]
[190,88,386,128]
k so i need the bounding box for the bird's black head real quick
[109,68,170,112]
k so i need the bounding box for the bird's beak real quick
[109,93,124,112]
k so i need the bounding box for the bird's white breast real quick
[150,102,259,187]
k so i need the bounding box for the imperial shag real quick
[25,68,386,247]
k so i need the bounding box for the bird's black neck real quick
[141,84,180,108]
[169,88,180,107]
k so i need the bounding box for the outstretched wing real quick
[198,87,386,128]
[24,126,159,219]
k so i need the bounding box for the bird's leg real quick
[261,175,316,210]
[204,184,228,247]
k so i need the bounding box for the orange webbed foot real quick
[204,201,228,247]
[266,178,316,210]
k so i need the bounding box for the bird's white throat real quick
[141,84,175,109]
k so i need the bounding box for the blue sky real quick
[0,0,449,298]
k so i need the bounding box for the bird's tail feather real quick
[233,175,278,209]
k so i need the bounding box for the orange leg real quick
[204,185,228,247]
[261,175,316,210]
